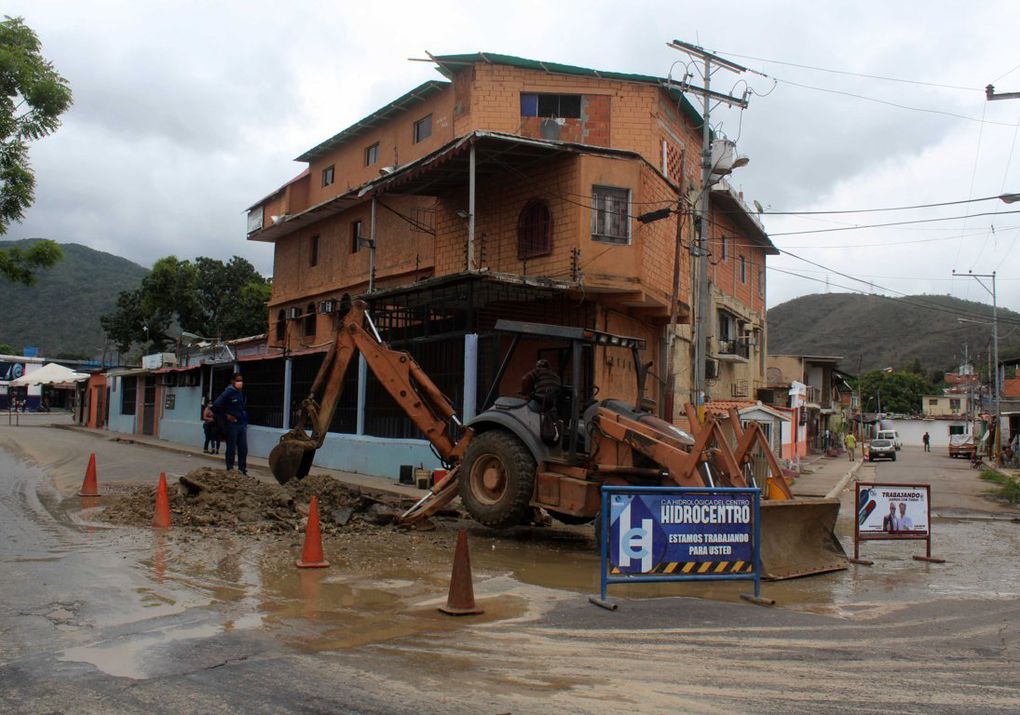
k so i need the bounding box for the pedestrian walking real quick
[844,432,857,461]
[922,431,930,452]
[213,373,248,474]
[201,398,221,454]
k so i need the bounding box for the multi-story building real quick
[922,394,974,418]
[242,53,776,476]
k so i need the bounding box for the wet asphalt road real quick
[1,421,1020,713]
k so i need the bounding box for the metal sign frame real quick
[591,485,768,610]
[851,482,944,565]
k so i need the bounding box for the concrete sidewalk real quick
[791,451,862,499]
[54,420,426,500]
[46,414,861,502]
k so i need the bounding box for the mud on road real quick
[96,468,429,535]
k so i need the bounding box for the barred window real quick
[517,200,552,259]
[591,186,630,244]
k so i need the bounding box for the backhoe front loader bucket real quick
[759,498,847,580]
[269,429,317,485]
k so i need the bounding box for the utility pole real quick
[986,84,1020,101]
[953,270,1000,459]
[666,40,749,410]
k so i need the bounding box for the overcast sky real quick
[6,0,1020,316]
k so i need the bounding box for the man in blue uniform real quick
[213,373,248,475]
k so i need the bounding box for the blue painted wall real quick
[157,385,206,448]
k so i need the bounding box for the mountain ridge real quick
[0,239,148,356]
[767,292,1020,375]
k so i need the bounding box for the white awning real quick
[9,363,89,387]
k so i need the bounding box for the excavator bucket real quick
[268,430,317,485]
[759,498,847,580]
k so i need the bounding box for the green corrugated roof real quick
[430,52,704,129]
[295,80,449,162]
[295,53,707,164]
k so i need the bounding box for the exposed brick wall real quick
[293,88,457,215]
[257,58,770,381]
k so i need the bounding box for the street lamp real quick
[952,271,1000,458]
[999,193,1020,204]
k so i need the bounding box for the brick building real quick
[242,53,777,476]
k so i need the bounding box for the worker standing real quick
[844,432,857,461]
[213,373,248,475]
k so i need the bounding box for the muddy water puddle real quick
[51,476,1020,680]
[87,506,1020,631]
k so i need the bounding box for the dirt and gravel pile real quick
[96,468,429,535]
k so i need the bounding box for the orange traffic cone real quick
[153,472,172,528]
[439,529,483,616]
[296,496,329,568]
[78,452,100,497]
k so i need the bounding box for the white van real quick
[876,429,902,450]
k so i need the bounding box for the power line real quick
[766,265,1020,326]
[772,250,1020,325]
[767,209,1020,237]
[758,194,1008,216]
[774,77,1018,128]
[710,49,981,92]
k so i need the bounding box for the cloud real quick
[5,0,1020,313]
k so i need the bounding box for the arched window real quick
[517,199,552,259]
[304,303,316,337]
[275,309,286,342]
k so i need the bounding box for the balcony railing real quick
[715,338,750,361]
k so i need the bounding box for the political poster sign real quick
[592,486,767,609]
[857,485,929,538]
[851,482,943,565]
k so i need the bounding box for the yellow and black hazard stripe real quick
[610,561,753,575]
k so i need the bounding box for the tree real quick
[101,255,270,353]
[0,17,72,283]
[0,341,13,354]
[0,238,62,284]
[857,369,932,415]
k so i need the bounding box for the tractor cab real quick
[471,320,650,466]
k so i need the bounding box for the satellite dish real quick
[753,200,764,214]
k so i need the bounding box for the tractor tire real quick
[459,430,536,529]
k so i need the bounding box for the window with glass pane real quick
[591,186,630,243]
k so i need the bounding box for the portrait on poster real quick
[857,485,929,537]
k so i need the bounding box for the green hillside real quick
[0,239,147,357]
[767,293,1020,375]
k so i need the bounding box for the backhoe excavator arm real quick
[269,300,473,484]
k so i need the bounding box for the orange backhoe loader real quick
[269,300,847,579]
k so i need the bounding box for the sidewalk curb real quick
[825,459,864,499]
[50,422,425,499]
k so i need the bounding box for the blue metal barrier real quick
[595,485,763,607]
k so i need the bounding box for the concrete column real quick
[282,357,292,431]
[463,333,478,421]
[356,354,367,435]
[467,143,476,271]
[369,197,377,292]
